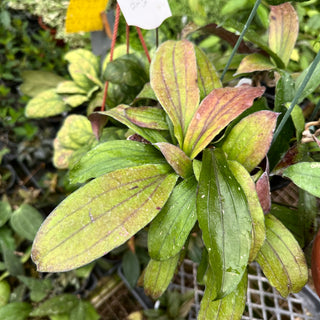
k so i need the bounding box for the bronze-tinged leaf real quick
[184,86,265,159]
[150,40,200,147]
[256,214,308,297]
[31,164,178,272]
[154,143,193,178]
[312,228,320,298]
[269,3,299,66]
[125,106,169,130]
[195,46,222,100]
[222,111,279,173]
[256,171,271,213]
[144,254,180,299]
[228,161,265,263]
[198,269,247,320]
[235,53,275,75]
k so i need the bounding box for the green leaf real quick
[56,81,87,95]
[101,105,168,143]
[283,162,320,197]
[197,149,251,299]
[284,103,305,140]
[144,254,180,299]
[53,115,97,169]
[103,54,148,87]
[150,40,200,147]
[235,53,275,75]
[295,57,320,103]
[228,161,265,262]
[268,3,298,66]
[195,46,222,100]
[32,164,177,272]
[0,280,10,307]
[135,82,157,101]
[64,95,88,108]
[65,49,102,90]
[17,276,52,302]
[155,143,193,178]
[148,177,197,260]
[0,302,32,320]
[274,72,295,112]
[69,140,166,184]
[198,269,247,320]
[30,294,79,316]
[222,111,279,172]
[25,89,67,118]
[0,201,11,227]
[256,214,308,297]
[125,107,169,130]
[20,70,65,97]
[10,204,43,241]
[184,86,265,159]
[0,226,15,252]
[1,242,24,276]
[122,250,140,288]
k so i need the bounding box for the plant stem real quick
[220,0,262,82]
[272,49,320,143]
[101,4,121,111]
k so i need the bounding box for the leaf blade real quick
[184,86,265,159]
[32,164,178,272]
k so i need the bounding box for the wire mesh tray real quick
[170,260,320,320]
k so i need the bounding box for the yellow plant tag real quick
[66,0,109,33]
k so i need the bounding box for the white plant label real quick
[117,0,172,30]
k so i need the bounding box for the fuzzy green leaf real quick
[64,95,88,108]
[65,49,102,90]
[100,105,168,143]
[0,201,11,228]
[69,140,166,184]
[56,81,87,95]
[20,70,65,97]
[155,143,193,178]
[195,46,222,100]
[122,251,140,288]
[197,149,251,299]
[150,40,200,147]
[17,276,52,302]
[283,162,320,197]
[125,107,169,130]
[222,111,278,172]
[10,204,43,241]
[235,53,275,75]
[0,302,32,320]
[135,82,157,101]
[144,254,180,299]
[274,72,295,112]
[268,3,299,67]
[256,214,308,297]
[228,161,265,262]
[25,89,67,118]
[148,177,197,260]
[198,269,247,320]
[53,115,97,169]
[32,164,177,272]
[184,86,265,159]
[30,294,79,316]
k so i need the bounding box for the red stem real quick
[136,27,151,63]
[101,4,121,111]
[126,24,130,54]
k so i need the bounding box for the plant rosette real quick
[31,40,308,319]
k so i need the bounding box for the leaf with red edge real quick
[184,86,265,159]
[125,106,168,130]
[154,142,192,178]
[269,3,299,67]
[312,228,320,298]
[235,53,275,75]
[222,111,279,173]
[256,171,271,214]
[31,164,178,272]
[150,40,200,147]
